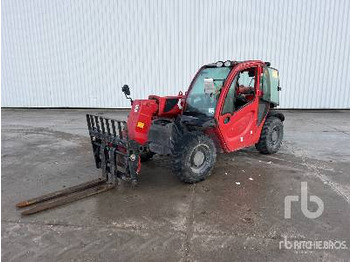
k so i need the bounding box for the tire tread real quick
[172,132,216,183]
[255,116,283,154]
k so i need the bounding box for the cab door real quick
[216,65,261,152]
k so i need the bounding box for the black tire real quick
[172,132,217,183]
[140,151,155,162]
[255,116,284,154]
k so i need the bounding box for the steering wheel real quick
[236,93,248,103]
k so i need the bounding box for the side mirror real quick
[122,85,130,96]
[122,84,133,105]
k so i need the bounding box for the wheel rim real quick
[271,126,281,146]
[193,150,205,167]
[189,144,211,173]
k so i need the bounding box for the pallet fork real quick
[16,114,140,216]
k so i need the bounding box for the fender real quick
[267,110,285,121]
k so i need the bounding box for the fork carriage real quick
[86,114,140,184]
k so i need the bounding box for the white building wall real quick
[2,0,350,108]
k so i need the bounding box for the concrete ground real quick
[1,109,350,261]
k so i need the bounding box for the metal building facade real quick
[2,0,350,108]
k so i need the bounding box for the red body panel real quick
[127,100,158,145]
[127,94,184,145]
[148,94,184,117]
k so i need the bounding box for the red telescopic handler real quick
[16,60,284,215]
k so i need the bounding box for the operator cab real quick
[184,61,267,121]
[183,62,232,119]
[182,61,236,128]
[183,60,257,126]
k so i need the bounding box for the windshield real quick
[184,66,231,117]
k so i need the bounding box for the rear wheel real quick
[172,132,217,183]
[255,117,283,154]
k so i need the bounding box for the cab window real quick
[221,67,257,114]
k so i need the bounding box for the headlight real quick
[224,60,232,67]
[216,61,224,67]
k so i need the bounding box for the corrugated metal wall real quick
[2,0,350,108]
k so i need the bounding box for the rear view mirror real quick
[122,85,130,96]
[204,78,215,95]
[121,84,133,105]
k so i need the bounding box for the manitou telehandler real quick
[17,60,284,215]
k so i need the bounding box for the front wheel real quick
[255,116,284,154]
[172,132,217,183]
